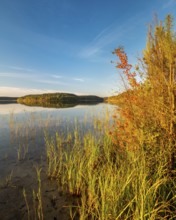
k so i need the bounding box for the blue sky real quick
[0,0,176,97]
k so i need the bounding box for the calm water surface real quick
[0,103,115,157]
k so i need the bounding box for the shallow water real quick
[0,102,115,219]
[0,102,114,151]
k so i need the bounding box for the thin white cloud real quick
[0,86,84,97]
[92,24,114,43]
[73,78,85,82]
[51,74,62,79]
[7,66,34,72]
[35,79,67,85]
[79,25,122,58]
[79,13,142,60]
[0,86,58,97]
[0,72,66,84]
[49,75,85,83]
[80,47,102,58]
[0,72,33,79]
[0,64,34,72]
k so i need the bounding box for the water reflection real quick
[0,103,111,115]
[0,103,115,149]
[0,103,51,115]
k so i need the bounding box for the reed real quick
[0,170,14,189]
[23,166,44,220]
[23,188,31,220]
[17,143,28,161]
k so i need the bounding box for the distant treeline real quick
[17,93,104,106]
[0,97,18,103]
[0,97,18,101]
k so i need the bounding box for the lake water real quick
[0,102,115,167]
[0,102,115,219]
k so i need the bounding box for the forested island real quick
[17,93,104,107]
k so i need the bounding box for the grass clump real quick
[45,128,176,219]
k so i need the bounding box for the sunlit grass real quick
[45,117,176,219]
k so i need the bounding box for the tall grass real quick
[44,122,176,219]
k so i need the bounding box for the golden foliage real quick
[110,15,176,172]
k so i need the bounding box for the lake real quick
[0,102,115,220]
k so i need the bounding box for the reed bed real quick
[45,120,176,219]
